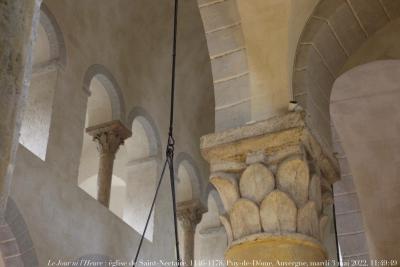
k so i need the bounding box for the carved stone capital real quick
[87,120,132,207]
[200,112,339,247]
[200,112,339,183]
[177,199,206,231]
[86,120,132,155]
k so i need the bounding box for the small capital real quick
[86,120,132,155]
[177,199,206,230]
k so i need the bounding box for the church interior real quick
[0,0,399,266]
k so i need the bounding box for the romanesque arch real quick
[194,188,226,263]
[175,152,202,202]
[330,60,400,260]
[19,4,66,160]
[0,198,39,267]
[293,0,400,261]
[126,107,161,158]
[123,107,162,241]
[78,65,128,220]
[39,3,66,66]
[197,0,251,130]
[82,64,126,123]
[293,0,400,152]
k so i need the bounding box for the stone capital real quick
[86,120,132,155]
[177,199,206,231]
[200,112,339,184]
[200,112,339,248]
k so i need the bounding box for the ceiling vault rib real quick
[337,230,365,237]
[334,191,357,197]
[205,22,241,34]
[210,47,246,60]
[312,16,349,57]
[300,43,336,78]
[215,97,250,111]
[345,0,369,38]
[199,0,226,9]
[336,209,361,216]
[308,94,330,123]
[213,71,249,84]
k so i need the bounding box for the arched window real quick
[122,114,160,241]
[0,198,38,266]
[175,156,202,255]
[195,189,227,263]
[175,155,201,203]
[78,67,126,220]
[79,73,162,241]
[176,165,193,203]
[19,5,65,160]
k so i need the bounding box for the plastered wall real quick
[10,0,214,265]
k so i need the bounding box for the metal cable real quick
[332,185,341,267]
[132,0,180,266]
[167,154,181,267]
[133,159,168,266]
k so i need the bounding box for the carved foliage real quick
[239,163,274,203]
[210,173,239,211]
[213,156,328,243]
[276,155,310,207]
[260,190,297,233]
[94,131,124,155]
[309,175,322,213]
[297,201,320,240]
[229,199,261,240]
[220,215,234,245]
[319,215,329,241]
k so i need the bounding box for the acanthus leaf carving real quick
[239,163,274,204]
[210,172,239,212]
[260,190,297,233]
[276,155,310,207]
[229,198,260,240]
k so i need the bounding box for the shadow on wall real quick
[0,197,39,267]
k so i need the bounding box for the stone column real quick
[86,120,131,207]
[0,0,42,216]
[177,200,205,267]
[200,112,339,267]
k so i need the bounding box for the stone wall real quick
[331,60,400,260]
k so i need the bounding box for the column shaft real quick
[97,153,115,207]
[182,226,195,266]
[177,200,205,267]
[0,0,42,215]
[86,120,131,208]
